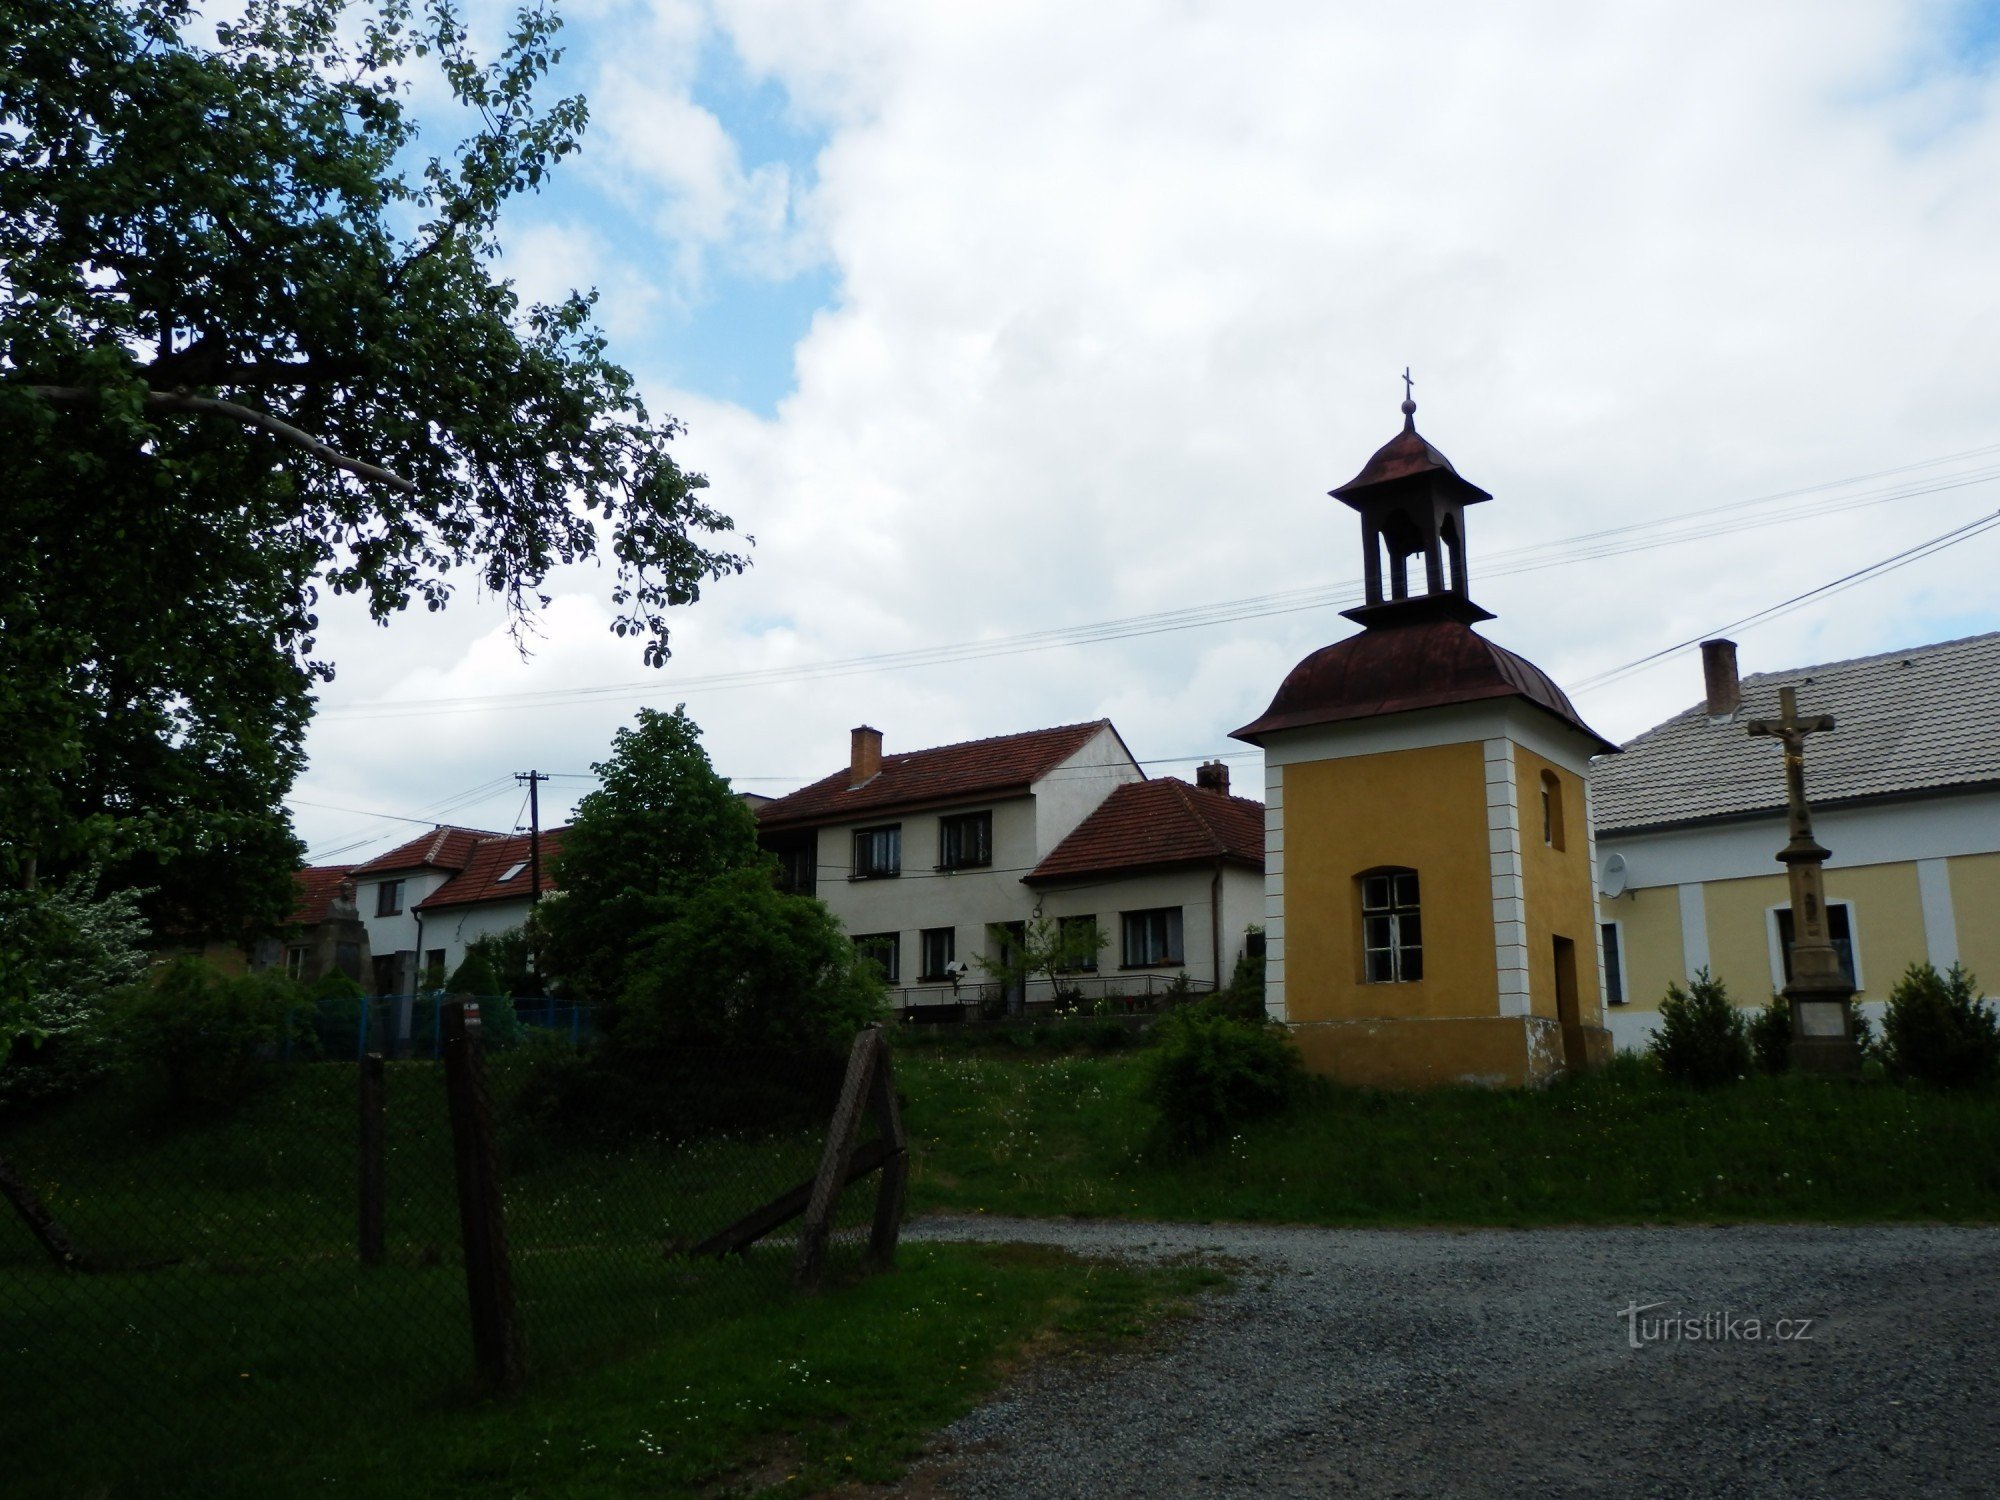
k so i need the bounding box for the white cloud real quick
[295,0,2000,857]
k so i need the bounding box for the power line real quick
[1571,505,2000,694]
[314,445,2000,723]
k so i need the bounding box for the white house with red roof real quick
[755,721,1265,1011]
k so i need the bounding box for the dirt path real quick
[896,1217,2000,1498]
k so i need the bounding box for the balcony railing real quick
[885,971,1215,1022]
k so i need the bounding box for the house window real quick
[375,879,405,917]
[938,811,993,870]
[852,825,901,879]
[1057,915,1100,972]
[1600,922,1625,1005]
[285,945,311,980]
[424,949,447,989]
[1360,869,1423,982]
[776,848,816,892]
[919,927,956,981]
[1541,771,1566,851]
[853,932,901,983]
[1772,901,1858,990]
[1122,907,1184,968]
[498,861,527,883]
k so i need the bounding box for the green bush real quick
[446,946,501,998]
[1881,963,1999,1089]
[1140,1009,1303,1154]
[1648,969,1749,1087]
[0,874,152,1111]
[1749,993,1791,1075]
[112,957,313,1113]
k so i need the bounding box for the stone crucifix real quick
[1747,685,1859,1074]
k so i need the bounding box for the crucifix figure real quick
[1747,684,1859,1075]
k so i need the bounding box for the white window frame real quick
[1359,869,1423,984]
[853,932,901,983]
[1765,899,1862,994]
[919,927,955,981]
[1599,919,1628,1007]
[1121,907,1184,968]
[285,945,311,980]
[852,825,901,880]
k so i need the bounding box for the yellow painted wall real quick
[1514,749,1604,1026]
[1950,853,2000,990]
[1282,741,1497,1022]
[1607,885,1683,1011]
[1697,862,1925,1004]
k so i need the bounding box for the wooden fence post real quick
[866,1039,908,1270]
[0,1151,85,1271]
[358,1052,386,1266]
[792,1026,879,1289]
[442,997,525,1392]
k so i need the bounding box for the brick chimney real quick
[1701,639,1741,719]
[850,725,883,787]
[1195,759,1230,795]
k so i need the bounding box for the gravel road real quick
[896,1217,2000,1498]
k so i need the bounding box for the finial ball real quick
[1400,398,1417,416]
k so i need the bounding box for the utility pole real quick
[515,771,549,904]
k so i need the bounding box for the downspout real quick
[413,908,426,991]
[1211,860,1224,993]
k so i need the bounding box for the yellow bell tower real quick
[1233,391,1616,1087]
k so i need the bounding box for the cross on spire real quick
[1401,367,1414,403]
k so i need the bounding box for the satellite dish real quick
[1599,853,1629,899]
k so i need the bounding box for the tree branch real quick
[21,386,418,494]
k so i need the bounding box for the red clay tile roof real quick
[351,825,500,877]
[757,721,1120,829]
[416,828,567,911]
[289,865,357,926]
[1026,779,1264,884]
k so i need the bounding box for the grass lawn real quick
[3,1240,1218,1499]
[0,1059,1223,1497]
[894,1045,2000,1225]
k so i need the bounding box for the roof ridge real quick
[1736,628,2000,686]
[881,718,1111,762]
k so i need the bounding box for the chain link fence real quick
[0,1005,891,1497]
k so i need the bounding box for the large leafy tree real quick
[537,706,763,1004]
[0,0,748,936]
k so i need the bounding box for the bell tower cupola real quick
[1334,376,1493,628]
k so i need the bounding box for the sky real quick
[291,0,2000,864]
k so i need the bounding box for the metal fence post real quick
[358,1053,386,1266]
[442,997,525,1392]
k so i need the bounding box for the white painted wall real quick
[1594,788,2000,892]
[357,870,453,976]
[425,898,537,983]
[1032,725,1144,856]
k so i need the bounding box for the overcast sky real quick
[293,0,2000,863]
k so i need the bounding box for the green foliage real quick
[537,706,763,1004]
[1881,963,2000,1089]
[0,0,746,932]
[1139,1009,1304,1154]
[446,947,502,998]
[611,867,884,1059]
[1749,992,1792,1075]
[0,873,152,1109]
[975,915,1107,1007]
[454,928,538,996]
[111,957,312,1113]
[1648,968,1750,1087]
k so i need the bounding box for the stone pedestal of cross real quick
[1747,685,1860,1076]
